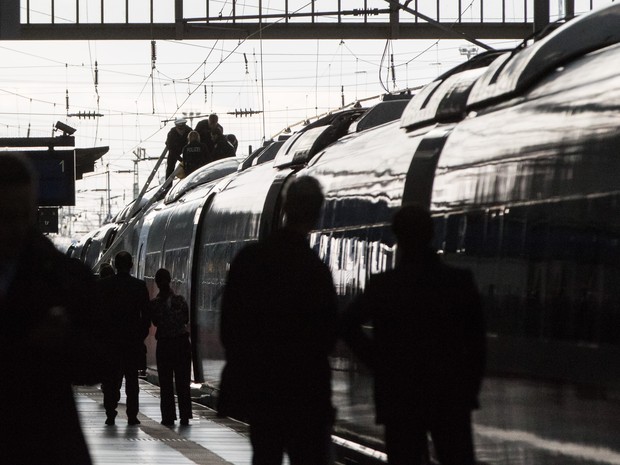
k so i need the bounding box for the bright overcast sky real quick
[1,0,610,238]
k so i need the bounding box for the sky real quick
[0,0,612,239]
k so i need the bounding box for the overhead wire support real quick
[228,108,263,117]
[151,40,157,114]
[384,0,494,51]
[67,111,104,119]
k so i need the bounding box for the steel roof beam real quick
[13,22,532,41]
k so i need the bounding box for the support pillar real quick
[533,0,550,33]
[564,0,575,19]
[175,0,183,40]
[0,0,20,39]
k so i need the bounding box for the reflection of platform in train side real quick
[332,370,620,465]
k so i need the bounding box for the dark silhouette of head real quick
[226,134,238,150]
[208,113,218,126]
[211,126,223,139]
[0,154,38,260]
[392,204,434,254]
[114,251,133,273]
[283,176,324,234]
[155,268,171,290]
[98,263,115,279]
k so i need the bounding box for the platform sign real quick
[18,150,76,206]
[38,207,59,234]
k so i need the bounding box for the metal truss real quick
[0,1,582,42]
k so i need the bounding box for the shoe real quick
[127,418,141,425]
[180,419,189,426]
[161,420,175,427]
[105,417,115,426]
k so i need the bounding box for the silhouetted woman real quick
[150,268,193,426]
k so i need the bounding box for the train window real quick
[454,199,620,346]
[441,215,462,254]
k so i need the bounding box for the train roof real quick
[112,185,161,223]
[468,3,620,109]
[164,157,239,204]
[400,3,620,132]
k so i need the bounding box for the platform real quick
[74,377,620,465]
[75,381,253,465]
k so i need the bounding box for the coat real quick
[165,125,192,178]
[0,232,107,465]
[341,250,486,424]
[219,228,338,422]
[181,141,213,175]
[97,271,150,364]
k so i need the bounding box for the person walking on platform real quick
[220,176,338,465]
[181,130,212,176]
[98,262,115,279]
[150,268,193,426]
[340,205,486,465]
[165,117,192,180]
[98,251,151,426]
[0,154,108,465]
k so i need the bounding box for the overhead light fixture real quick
[55,121,77,135]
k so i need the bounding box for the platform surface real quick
[76,382,254,465]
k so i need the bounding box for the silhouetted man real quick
[220,176,338,465]
[340,205,486,465]
[0,154,105,465]
[210,126,236,161]
[165,117,192,180]
[195,113,223,152]
[99,251,150,426]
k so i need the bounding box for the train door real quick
[402,126,453,207]
[258,170,296,239]
[188,194,218,383]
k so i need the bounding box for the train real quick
[71,4,620,458]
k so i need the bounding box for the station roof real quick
[0,137,108,179]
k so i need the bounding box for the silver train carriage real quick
[73,3,620,455]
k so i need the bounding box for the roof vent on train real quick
[164,157,239,204]
[467,3,620,109]
[273,110,363,168]
[238,139,286,172]
[398,49,506,132]
[350,98,411,133]
[399,68,487,131]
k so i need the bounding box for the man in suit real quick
[340,205,486,465]
[0,153,106,465]
[220,176,338,465]
[99,251,151,425]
